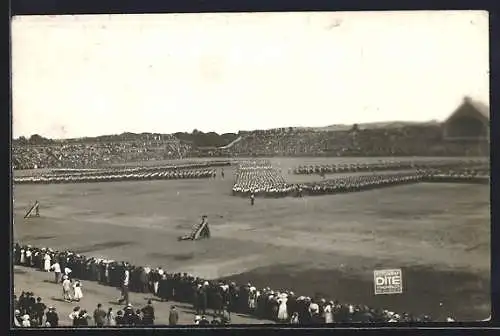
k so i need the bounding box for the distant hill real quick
[313,120,441,132]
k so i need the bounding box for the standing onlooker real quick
[50,260,61,284]
[45,307,59,327]
[21,314,31,327]
[64,267,72,281]
[122,304,135,325]
[93,303,107,327]
[13,310,21,327]
[33,297,47,326]
[118,265,130,305]
[221,307,231,324]
[199,315,210,326]
[154,267,164,296]
[25,248,33,267]
[168,306,179,326]
[69,306,81,327]
[43,253,51,272]
[141,300,155,326]
[106,308,116,326]
[115,311,124,326]
[73,279,83,302]
[324,301,334,324]
[75,310,90,327]
[277,293,289,323]
[62,275,72,302]
[290,312,300,324]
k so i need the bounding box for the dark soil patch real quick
[18,235,56,241]
[146,252,195,261]
[71,241,135,254]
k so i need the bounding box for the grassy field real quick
[13,157,490,321]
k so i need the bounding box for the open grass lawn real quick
[13,157,490,321]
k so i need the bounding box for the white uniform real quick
[73,281,83,300]
[43,254,51,272]
[277,297,288,321]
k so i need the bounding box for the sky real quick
[11,11,489,139]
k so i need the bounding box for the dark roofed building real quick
[443,96,489,141]
[442,96,490,157]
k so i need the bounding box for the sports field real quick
[13,157,491,321]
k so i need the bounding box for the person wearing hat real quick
[277,293,289,323]
[199,315,210,326]
[33,297,47,326]
[248,286,257,313]
[45,307,59,327]
[211,316,222,325]
[13,310,21,327]
[21,314,31,327]
[213,287,224,317]
[123,304,135,325]
[221,305,231,324]
[141,300,155,326]
[133,309,143,325]
[50,259,61,284]
[197,284,208,316]
[290,312,300,324]
[169,306,179,326]
[93,303,107,327]
[115,310,125,326]
[118,266,130,305]
[73,279,83,302]
[43,252,51,272]
[106,308,116,326]
[75,310,90,327]
[69,306,81,327]
[62,275,72,302]
[324,301,334,324]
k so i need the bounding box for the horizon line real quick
[12,118,444,141]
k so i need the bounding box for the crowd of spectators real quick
[14,291,57,327]
[14,243,454,326]
[14,290,164,327]
[13,123,489,171]
[228,126,489,157]
[228,129,331,157]
[12,137,192,170]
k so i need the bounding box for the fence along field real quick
[13,155,490,321]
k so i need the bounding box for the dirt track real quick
[13,158,491,321]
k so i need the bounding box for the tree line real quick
[13,130,240,148]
